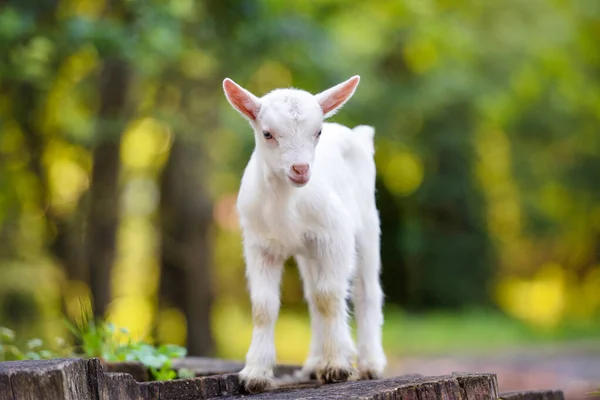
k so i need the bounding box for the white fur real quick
[222,76,386,392]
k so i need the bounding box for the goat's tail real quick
[353,125,376,155]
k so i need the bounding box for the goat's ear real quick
[315,75,360,118]
[222,78,261,121]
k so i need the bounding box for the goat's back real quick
[315,122,376,189]
[311,122,378,230]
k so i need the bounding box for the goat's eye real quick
[263,131,273,140]
[316,129,322,138]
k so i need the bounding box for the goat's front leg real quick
[310,235,357,384]
[295,255,323,380]
[239,244,284,393]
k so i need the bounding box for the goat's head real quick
[222,76,360,187]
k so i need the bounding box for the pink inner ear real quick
[224,80,259,120]
[320,76,360,115]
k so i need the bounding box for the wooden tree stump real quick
[0,358,92,400]
[0,358,565,400]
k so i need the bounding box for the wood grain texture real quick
[138,375,240,399]
[453,372,499,399]
[0,358,91,400]
[143,377,204,399]
[0,371,12,400]
[99,373,141,400]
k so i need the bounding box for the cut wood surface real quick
[103,357,299,380]
[172,357,300,378]
[0,358,565,399]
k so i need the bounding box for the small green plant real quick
[0,327,73,362]
[64,313,191,381]
[0,327,20,361]
[1,315,193,381]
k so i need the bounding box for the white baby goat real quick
[222,75,386,393]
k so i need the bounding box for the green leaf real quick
[63,319,81,340]
[5,344,23,359]
[27,338,43,349]
[152,366,177,381]
[39,350,53,359]
[177,368,195,379]
[0,327,15,342]
[55,337,66,347]
[106,323,116,335]
[164,369,177,380]
[25,351,41,360]
[158,344,186,358]
[139,353,169,369]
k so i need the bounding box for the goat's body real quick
[223,76,385,393]
[237,122,385,389]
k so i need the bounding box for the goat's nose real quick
[292,164,310,175]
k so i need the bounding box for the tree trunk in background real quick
[414,103,493,309]
[12,80,88,325]
[87,59,130,318]
[159,138,215,356]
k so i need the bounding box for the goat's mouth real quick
[287,175,310,187]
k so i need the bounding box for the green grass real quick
[381,306,600,356]
[214,300,600,363]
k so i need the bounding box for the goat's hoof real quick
[317,366,352,384]
[239,366,276,394]
[359,369,383,380]
[242,377,276,393]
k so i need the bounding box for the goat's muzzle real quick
[288,163,311,187]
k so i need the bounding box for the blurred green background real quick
[1,0,600,366]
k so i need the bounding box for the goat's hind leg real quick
[311,237,357,384]
[352,226,386,380]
